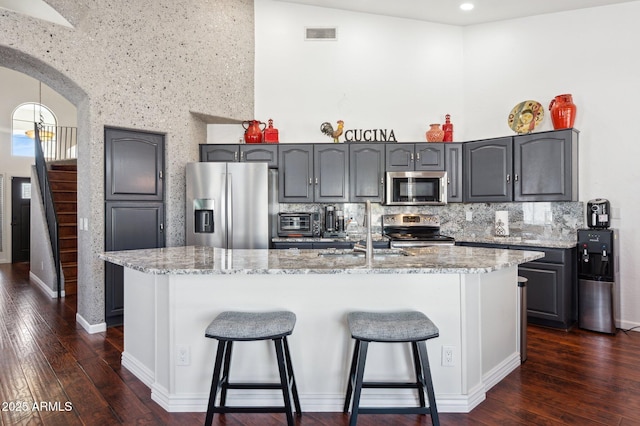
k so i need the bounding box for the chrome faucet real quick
[365,200,373,262]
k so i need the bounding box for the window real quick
[11,102,57,157]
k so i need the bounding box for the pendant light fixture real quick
[25,81,55,141]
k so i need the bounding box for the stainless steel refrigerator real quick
[186,162,269,249]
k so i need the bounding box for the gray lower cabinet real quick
[456,242,576,329]
[349,144,385,202]
[386,143,445,171]
[200,144,278,168]
[463,129,578,203]
[278,144,349,203]
[445,143,463,203]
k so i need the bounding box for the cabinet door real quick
[415,143,445,171]
[278,145,314,203]
[519,262,566,326]
[199,144,239,162]
[314,145,349,202]
[463,137,513,202]
[349,144,385,203]
[514,129,578,201]
[385,144,415,171]
[445,143,463,203]
[105,201,165,326]
[105,128,164,201]
[241,145,278,168]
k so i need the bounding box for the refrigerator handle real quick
[227,172,233,249]
[220,172,228,248]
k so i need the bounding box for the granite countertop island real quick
[100,244,544,275]
[100,245,543,415]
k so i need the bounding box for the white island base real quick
[121,265,521,413]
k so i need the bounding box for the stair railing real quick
[33,125,62,297]
[39,125,77,161]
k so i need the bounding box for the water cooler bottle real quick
[577,228,618,334]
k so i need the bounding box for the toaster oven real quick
[277,212,321,237]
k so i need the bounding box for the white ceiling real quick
[0,0,637,27]
[275,0,639,26]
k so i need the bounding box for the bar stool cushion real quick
[205,311,296,341]
[347,311,439,342]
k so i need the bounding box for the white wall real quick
[254,1,640,328]
[0,67,77,264]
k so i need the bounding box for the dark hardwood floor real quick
[2,262,640,425]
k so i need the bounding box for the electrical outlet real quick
[466,211,473,221]
[177,345,190,366]
[442,345,455,367]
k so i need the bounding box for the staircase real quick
[47,162,77,296]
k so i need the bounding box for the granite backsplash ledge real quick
[279,202,585,244]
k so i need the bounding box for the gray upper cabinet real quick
[200,144,278,168]
[349,144,385,203]
[463,137,513,203]
[105,128,164,201]
[314,144,349,202]
[463,129,578,203]
[278,144,314,203]
[386,143,445,171]
[445,143,463,203]
[513,129,578,201]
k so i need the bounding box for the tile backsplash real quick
[280,202,584,243]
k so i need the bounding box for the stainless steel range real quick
[382,213,455,248]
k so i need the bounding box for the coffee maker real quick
[577,228,618,334]
[323,205,345,237]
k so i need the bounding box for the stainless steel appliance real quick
[385,171,447,206]
[577,228,618,334]
[587,198,610,228]
[186,162,269,249]
[382,213,454,248]
[277,212,321,237]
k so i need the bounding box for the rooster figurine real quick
[320,120,344,143]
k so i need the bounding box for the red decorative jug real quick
[549,94,576,129]
[263,119,279,143]
[242,120,266,143]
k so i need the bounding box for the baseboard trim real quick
[76,312,107,334]
[29,271,65,298]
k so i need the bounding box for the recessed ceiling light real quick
[460,3,474,11]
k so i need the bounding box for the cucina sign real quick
[343,128,397,142]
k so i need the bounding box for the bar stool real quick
[204,311,301,426]
[343,311,440,426]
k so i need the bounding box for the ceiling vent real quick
[305,27,337,41]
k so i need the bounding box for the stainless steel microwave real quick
[385,171,448,206]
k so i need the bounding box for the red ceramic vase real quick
[442,114,454,142]
[426,124,444,142]
[549,94,576,129]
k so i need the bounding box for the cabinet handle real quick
[416,153,421,161]
[240,151,244,161]
[514,174,519,182]
[506,174,511,183]
[410,153,414,162]
[234,152,238,161]
[447,177,451,184]
[309,178,312,185]
[315,177,319,185]
[380,177,384,185]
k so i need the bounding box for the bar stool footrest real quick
[358,407,433,415]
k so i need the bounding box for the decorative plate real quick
[508,100,544,134]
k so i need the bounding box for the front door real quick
[11,177,31,263]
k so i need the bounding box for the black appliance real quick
[277,212,321,237]
[577,228,618,334]
[587,198,610,228]
[382,213,455,248]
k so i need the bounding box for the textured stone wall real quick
[0,0,255,326]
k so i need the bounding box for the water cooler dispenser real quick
[577,228,618,334]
